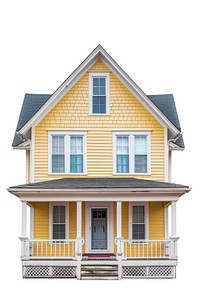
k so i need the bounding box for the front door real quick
[91,208,107,250]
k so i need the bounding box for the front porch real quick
[9,177,190,279]
[20,237,178,279]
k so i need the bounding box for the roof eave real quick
[8,187,191,198]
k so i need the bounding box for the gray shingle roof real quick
[12,93,184,148]
[9,177,189,190]
[12,94,51,146]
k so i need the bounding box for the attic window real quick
[89,72,110,115]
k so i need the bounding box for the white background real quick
[0,0,198,298]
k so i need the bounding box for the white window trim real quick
[49,202,69,240]
[48,131,87,175]
[128,202,149,240]
[89,72,110,115]
[113,131,151,175]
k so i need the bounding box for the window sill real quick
[113,173,151,176]
[48,173,87,176]
[89,113,110,116]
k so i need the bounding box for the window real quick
[49,131,86,174]
[132,206,145,240]
[52,206,66,239]
[134,136,148,173]
[116,136,129,173]
[129,203,148,240]
[114,132,150,174]
[52,136,65,173]
[70,136,83,173]
[50,203,69,240]
[89,73,110,115]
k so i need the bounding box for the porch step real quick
[81,265,118,280]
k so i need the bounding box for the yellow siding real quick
[122,202,129,240]
[149,202,165,239]
[34,59,164,182]
[34,202,49,239]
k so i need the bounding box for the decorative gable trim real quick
[18,45,180,136]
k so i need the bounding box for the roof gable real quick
[16,45,180,138]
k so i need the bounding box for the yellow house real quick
[8,45,190,279]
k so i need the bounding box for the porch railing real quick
[115,238,179,259]
[19,238,84,259]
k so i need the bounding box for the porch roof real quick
[9,177,189,191]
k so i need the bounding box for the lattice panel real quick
[123,267,147,277]
[24,266,76,278]
[52,267,76,277]
[148,266,174,277]
[25,266,49,277]
[122,266,175,278]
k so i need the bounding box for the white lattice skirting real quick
[122,266,175,278]
[23,266,76,278]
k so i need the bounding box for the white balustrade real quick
[115,238,178,259]
[20,238,84,259]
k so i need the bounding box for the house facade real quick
[8,45,190,279]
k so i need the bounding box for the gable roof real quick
[15,45,181,139]
[12,93,184,148]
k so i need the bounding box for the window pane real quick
[135,155,147,173]
[70,136,83,154]
[135,136,147,155]
[100,78,105,86]
[116,137,129,154]
[93,96,106,114]
[117,155,129,173]
[132,224,145,240]
[93,78,100,86]
[70,155,83,173]
[53,224,65,239]
[52,155,65,173]
[52,136,64,154]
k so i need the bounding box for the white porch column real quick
[171,201,177,237]
[76,201,82,280]
[76,201,82,238]
[116,201,122,238]
[170,201,178,258]
[21,202,27,237]
[164,206,169,239]
[116,201,123,280]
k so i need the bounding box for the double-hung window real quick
[116,136,129,173]
[49,131,86,174]
[114,132,150,174]
[89,73,110,115]
[129,203,148,240]
[52,206,66,239]
[70,136,83,173]
[52,135,65,173]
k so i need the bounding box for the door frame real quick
[85,202,114,253]
[91,208,108,251]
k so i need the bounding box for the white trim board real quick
[18,45,180,137]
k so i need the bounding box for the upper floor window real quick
[49,131,86,174]
[114,131,150,175]
[89,73,110,115]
